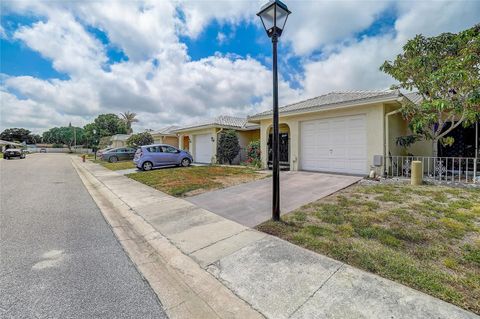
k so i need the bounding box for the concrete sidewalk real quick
[73,156,478,319]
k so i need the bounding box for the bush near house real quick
[217,129,240,165]
[245,140,261,168]
[127,132,154,147]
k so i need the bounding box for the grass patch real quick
[98,160,136,171]
[257,183,480,314]
[126,165,264,197]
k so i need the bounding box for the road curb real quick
[71,158,264,319]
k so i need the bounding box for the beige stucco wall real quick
[110,140,126,148]
[177,127,260,164]
[237,130,260,149]
[151,134,179,147]
[383,104,433,157]
[258,102,386,173]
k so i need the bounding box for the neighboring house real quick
[247,90,478,175]
[173,116,260,164]
[109,134,131,148]
[151,126,180,147]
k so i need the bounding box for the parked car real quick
[101,147,137,163]
[96,147,113,157]
[3,149,26,159]
[22,149,31,154]
[134,144,193,171]
[39,148,47,153]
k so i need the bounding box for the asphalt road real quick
[0,153,168,319]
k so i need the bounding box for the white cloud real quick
[301,0,480,97]
[1,0,479,134]
[283,0,391,55]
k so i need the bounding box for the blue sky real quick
[1,0,478,133]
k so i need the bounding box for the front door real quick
[268,133,289,169]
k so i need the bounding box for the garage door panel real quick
[300,115,367,174]
[194,134,213,163]
[348,146,367,158]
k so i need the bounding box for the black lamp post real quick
[257,0,291,221]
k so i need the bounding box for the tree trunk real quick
[432,138,439,157]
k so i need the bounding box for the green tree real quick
[217,129,240,164]
[0,128,40,144]
[380,24,480,156]
[42,126,85,150]
[90,114,127,137]
[126,132,154,147]
[83,114,128,148]
[120,111,139,134]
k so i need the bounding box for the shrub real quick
[217,129,240,164]
[127,132,154,147]
[245,140,261,168]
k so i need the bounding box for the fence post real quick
[411,161,423,185]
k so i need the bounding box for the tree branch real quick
[437,111,466,139]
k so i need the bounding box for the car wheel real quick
[180,158,191,167]
[142,161,153,171]
[109,156,118,163]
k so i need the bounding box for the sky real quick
[0,0,479,134]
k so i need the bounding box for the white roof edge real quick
[248,92,403,121]
[248,94,403,121]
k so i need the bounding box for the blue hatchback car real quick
[134,144,193,171]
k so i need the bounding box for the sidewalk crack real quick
[188,229,248,255]
[287,263,345,318]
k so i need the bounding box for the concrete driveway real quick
[186,171,361,227]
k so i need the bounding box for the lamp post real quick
[93,129,97,160]
[257,0,291,221]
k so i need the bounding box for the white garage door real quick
[300,114,367,174]
[194,134,213,163]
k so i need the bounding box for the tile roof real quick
[403,92,423,105]
[249,90,402,119]
[174,115,257,131]
[152,125,180,135]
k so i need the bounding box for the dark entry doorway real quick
[268,133,289,170]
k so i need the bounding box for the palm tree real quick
[120,111,139,134]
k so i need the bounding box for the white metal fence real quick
[28,148,93,154]
[387,156,479,184]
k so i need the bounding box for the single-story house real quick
[173,115,260,164]
[109,134,131,148]
[151,126,180,147]
[247,90,474,175]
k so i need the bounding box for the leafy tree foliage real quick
[86,114,127,138]
[0,128,41,144]
[217,129,240,164]
[245,140,261,168]
[381,24,480,156]
[120,111,139,134]
[83,114,128,148]
[126,132,154,147]
[42,126,85,150]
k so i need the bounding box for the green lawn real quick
[257,183,480,314]
[127,165,265,197]
[98,160,136,171]
[79,153,136,171]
